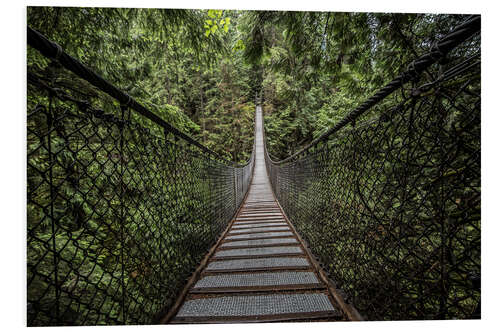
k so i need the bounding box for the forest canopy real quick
[26,7,480,325]
[28,8,467,161]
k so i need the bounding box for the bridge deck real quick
[169,107,343,323]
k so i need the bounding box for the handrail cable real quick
[263,15,481,320]
[27,26,249,167]
[27,26,255,326]
[268,14,480,164]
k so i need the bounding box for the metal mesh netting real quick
[265,24,480,320]
[27,56,254,324]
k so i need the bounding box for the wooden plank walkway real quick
[166,107,345,324]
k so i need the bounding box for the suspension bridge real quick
[166,106,358,323]
[27,15,480,325]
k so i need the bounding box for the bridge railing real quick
[27,27,255,326]
[264,16,480,320]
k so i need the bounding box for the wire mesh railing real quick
[27,27,255,326]
[264,15,480,320]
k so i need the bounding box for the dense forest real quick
[28,8,468,161]
[27,8,479,325]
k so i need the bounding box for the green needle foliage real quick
[27,7,479,325]
[28,7,257,164]
[239,11,469,158]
